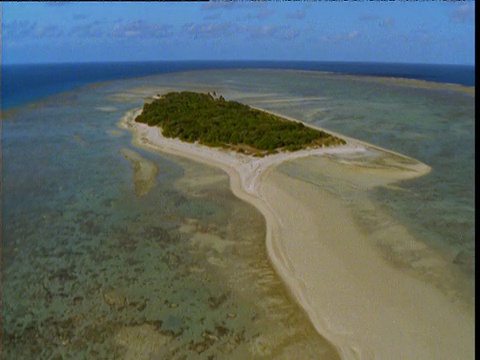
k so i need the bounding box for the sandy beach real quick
[119,106,474,359]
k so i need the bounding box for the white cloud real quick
[359,14,379,22]
[322,30,361,43]
[72,13,88,21]
[279,28,300,41]
[34,24,62,37]
[201,2,237,11]
[3,20,64,39]
[201,2,265,11]
[70,21,104,38]
[110,20,173,39]
[348,30,360,39]
[450,4,475,23]
[242,24,300,41]
[286,9,306,20]
[358,15,394,29]
[258,9,275,20]
[245,24,277,38]
[379,18,394,28]
[204,13,222,21]
[182,22,235,39]
[44,1,71,7]
[180,20,300,43]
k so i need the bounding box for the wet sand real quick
[119,106,474,359]
[119,147,159,197]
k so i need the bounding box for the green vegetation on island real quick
[135,91,346,155]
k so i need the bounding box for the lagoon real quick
[2,68,474,359]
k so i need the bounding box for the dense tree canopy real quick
[135,91,346,155]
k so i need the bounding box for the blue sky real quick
[1,1,475,65]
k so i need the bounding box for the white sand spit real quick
[119,106,473,360]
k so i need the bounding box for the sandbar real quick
[120,147,159,197]
[119,106,474,359]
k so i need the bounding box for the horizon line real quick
[2,59,475,68]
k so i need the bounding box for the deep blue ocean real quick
[1,61,475,110]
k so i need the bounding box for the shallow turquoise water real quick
[2,73,341,359]
[2,70,474,358]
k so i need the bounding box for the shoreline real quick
[119,107,473,359]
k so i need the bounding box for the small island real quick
[118,87,449,360]
[134,91,346,156]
